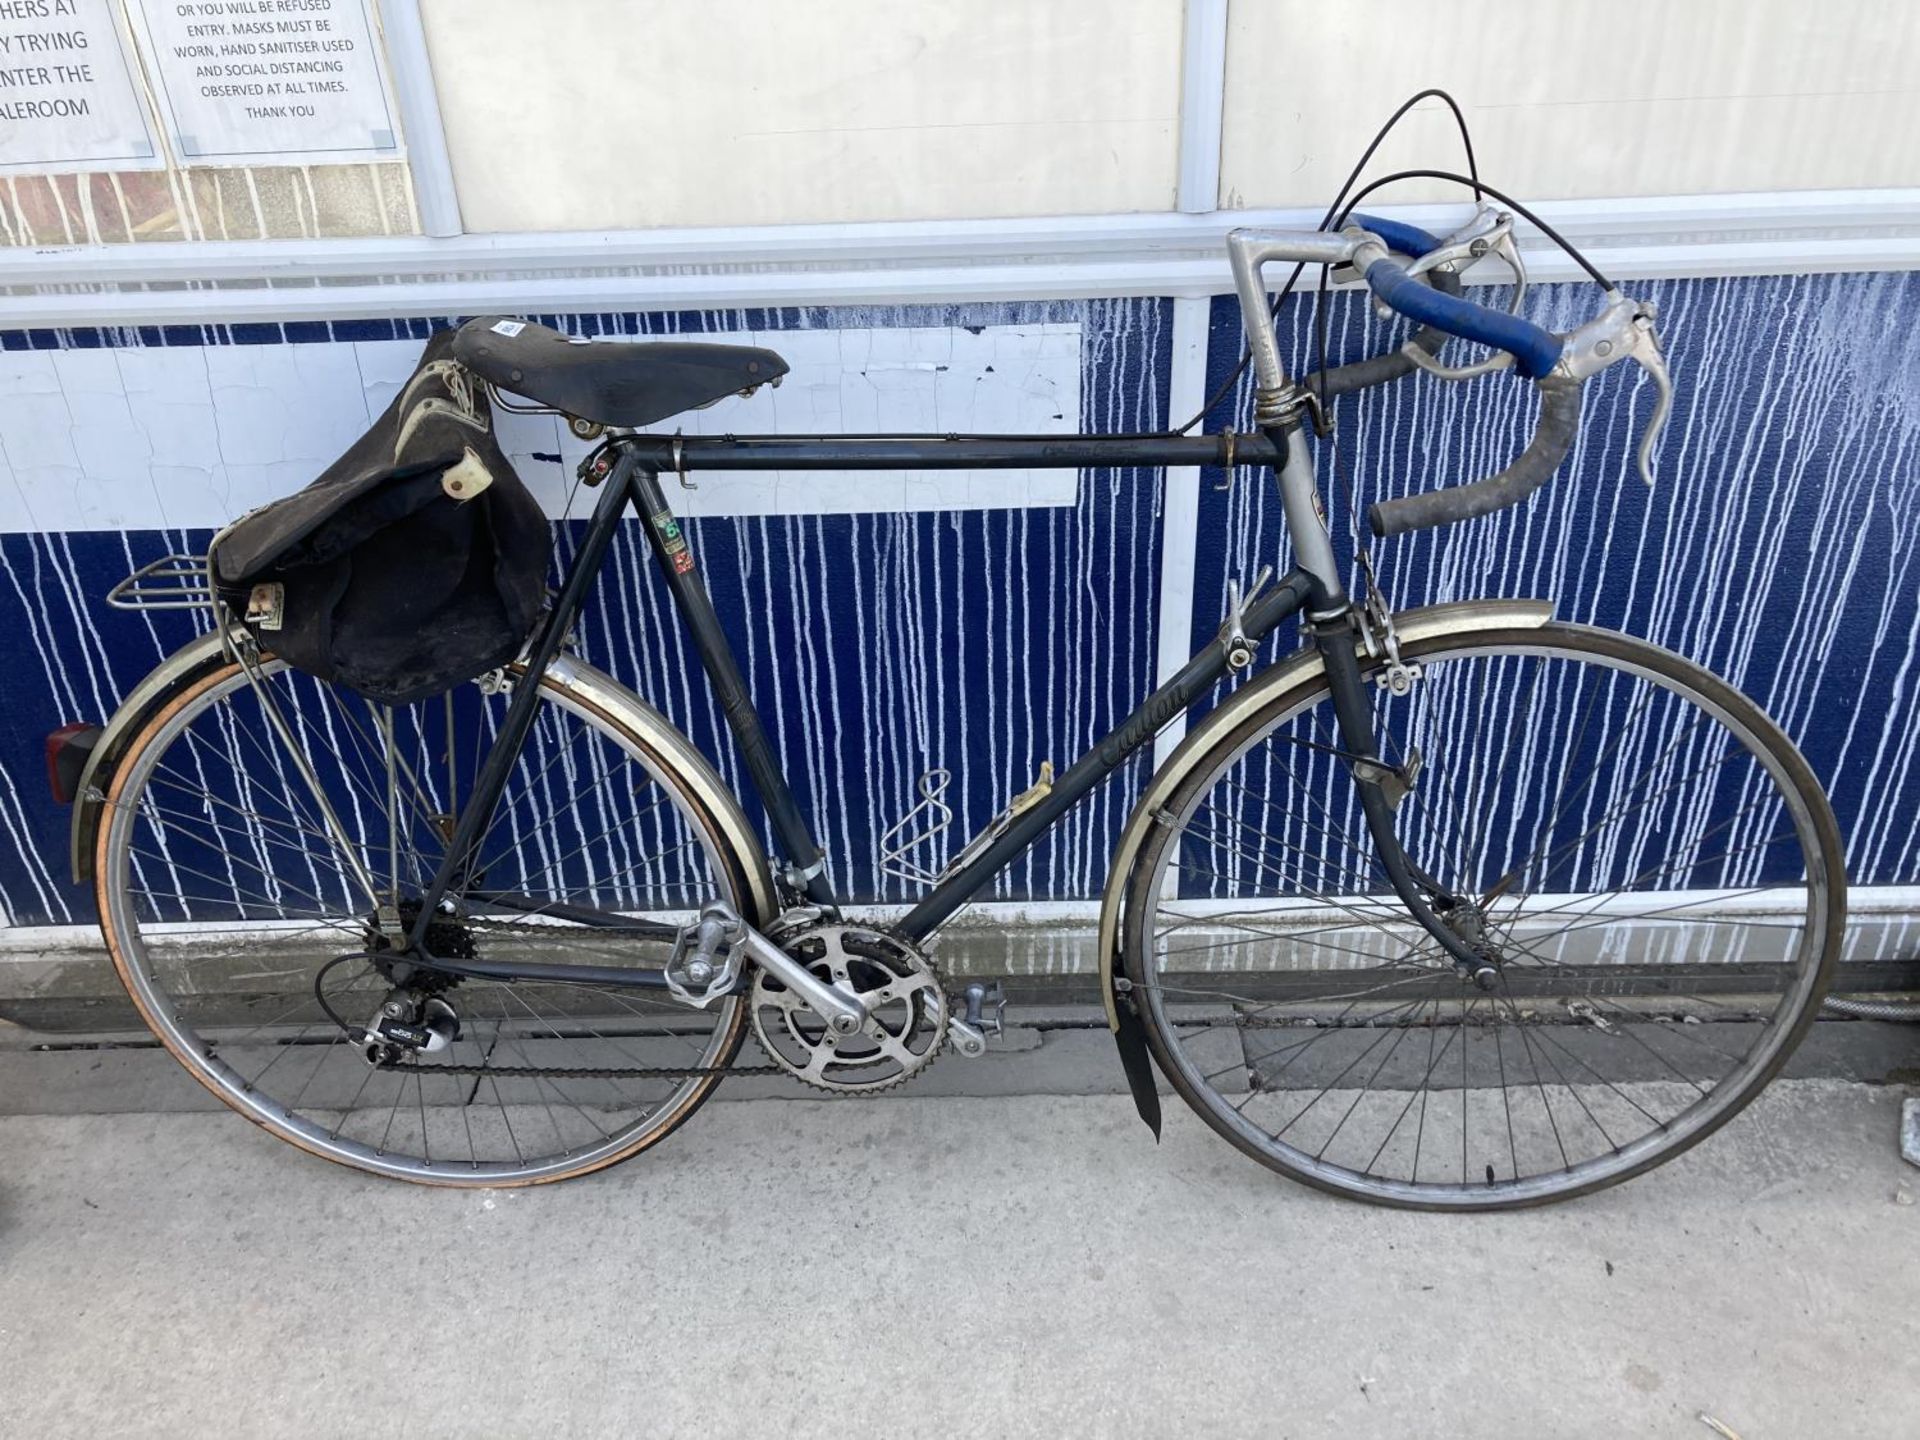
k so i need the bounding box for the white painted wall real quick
[1220,0,1920,209]
[416,0,1184,232]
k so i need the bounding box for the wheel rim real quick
[1134,629,1839,1208]
[100,659,750,1184]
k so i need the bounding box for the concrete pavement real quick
[0,1075,1916,1438]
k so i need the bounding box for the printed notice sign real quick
[129,0,402,165]
[0,1,160,174]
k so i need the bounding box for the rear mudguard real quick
[70,629,232,884]
[1099,598,1555,1133]
[69,641,779,928]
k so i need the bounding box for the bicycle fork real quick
[1267,420,1493,986]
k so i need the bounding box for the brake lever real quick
[1406,204,1525,306]
[1396,204,1530,383]
[1555,292,1673,485]
[1629,320,1672,486]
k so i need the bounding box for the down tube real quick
[896,568,1316,942]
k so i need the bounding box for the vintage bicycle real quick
[56,124,1844,1210]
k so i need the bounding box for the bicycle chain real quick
[380,1058,785,1080]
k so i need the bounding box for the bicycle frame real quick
[404,416,1489,987]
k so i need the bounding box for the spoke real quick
[1216,777,1384,884]
[1163,858,1448,972]
[472,805,685,911]
[127,844,341,914]
[1493,1016,1517,1183]
[1410,1011,1444,1181]
[1236,990,1432,1081]
[1156,907,1445,970]
[1498,977,1570,1172]
[1273,1006,1427,1141]
[1460,991,1470,1184]
[1358,1011,1459,1178]
[1459,653,1552,893]
[1493,968,1622,1153]
[1310,1014,1426,1160]
[144,767,355,854]
[1521,736,1736,895]
[1486,683,1675,901]
[1181,814,1384,896]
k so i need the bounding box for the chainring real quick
[749,920,947,1094]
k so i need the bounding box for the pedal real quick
[960,980,1007,1035]
[945,980,1006,1061]
[666,901,747,1007]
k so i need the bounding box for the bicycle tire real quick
[97,653,767,1186]
[1120,622,1845,1210]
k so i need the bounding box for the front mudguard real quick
[1098,598,1555,1132]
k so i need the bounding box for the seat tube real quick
[408,448,639,946]
[627,463,836,907]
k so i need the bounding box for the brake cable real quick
[1171,86,1483,436]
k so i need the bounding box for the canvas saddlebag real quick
[210,331,549,706]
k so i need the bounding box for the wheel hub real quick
[1437,899,1504,989]
[365,898,474,994]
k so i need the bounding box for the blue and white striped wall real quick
[0,268,1916,930]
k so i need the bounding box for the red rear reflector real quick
[46,722,102,805]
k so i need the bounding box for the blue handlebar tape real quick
[1349,213,1444,259]
[1363,258,1564,378]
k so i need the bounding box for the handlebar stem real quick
[1225,229,1365,423]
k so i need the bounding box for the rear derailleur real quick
[355,898,470,1065]
[358,990,461,1067]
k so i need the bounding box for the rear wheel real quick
[98,654,767,1186]
[1121,623,1844,1209]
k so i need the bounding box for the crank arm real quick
[738,923,870,1035]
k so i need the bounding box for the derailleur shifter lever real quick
[1220,565,1274,669]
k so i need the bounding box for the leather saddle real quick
[451,317,788,427]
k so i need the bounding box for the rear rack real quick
[106,552,217,615]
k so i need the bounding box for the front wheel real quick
[1121,622,1845,1210]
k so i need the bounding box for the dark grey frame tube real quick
[397,425,1416,992]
